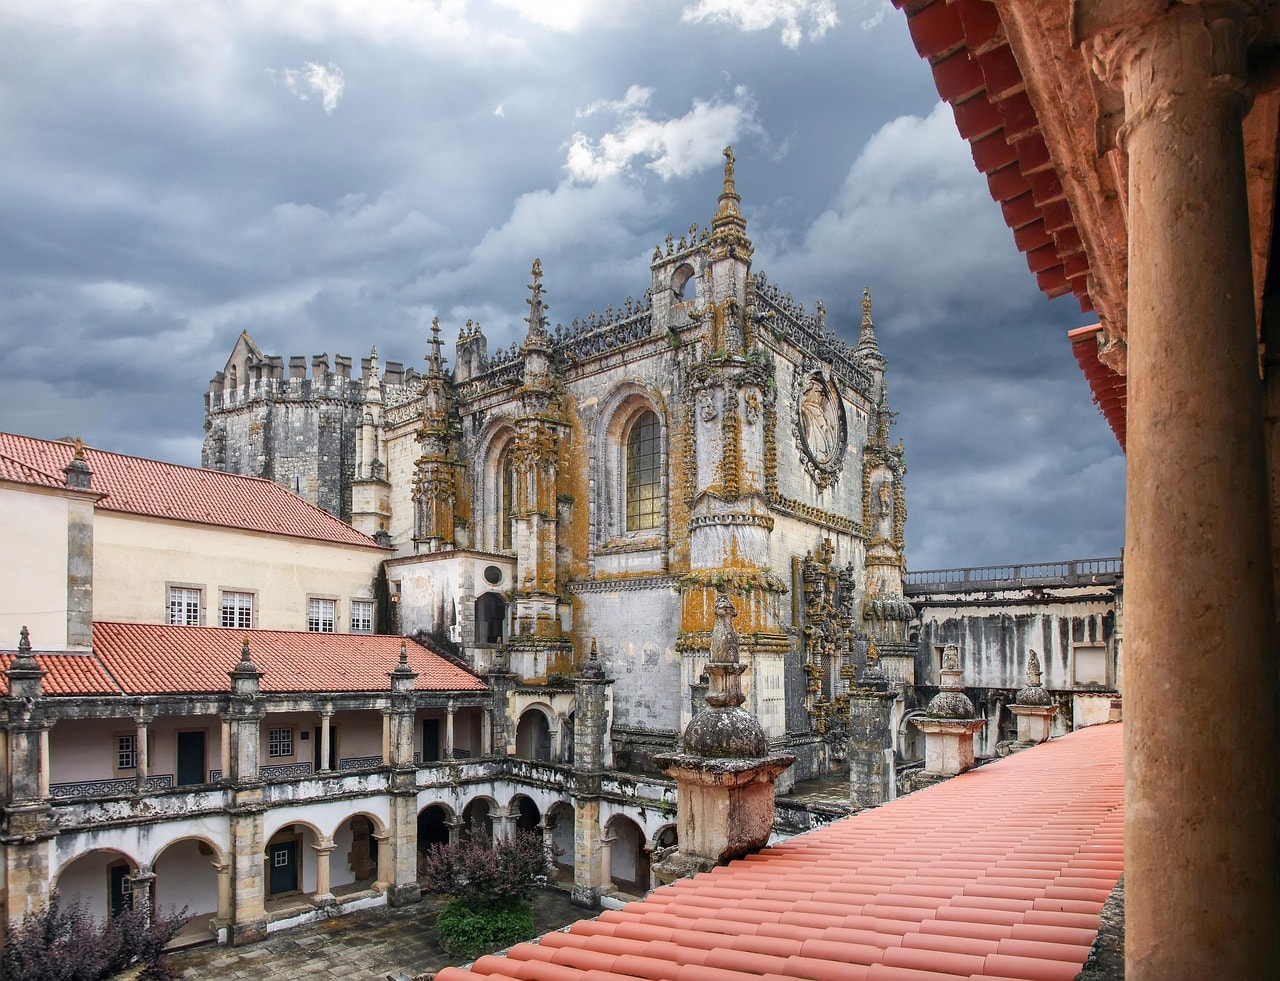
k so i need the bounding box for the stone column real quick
[481,708,493,757]
[571,799,603,908]
[599,833,615,894]
[445,700,455,760]
[220,718,231,782]
[386,644,422,906]
[2,630,54,934]
[446,818,463,846]
[312,839,335,906]
[226,638,268,945]
[134,716,150,793]
[38,726,51,798]
[847,683,896,808]
[539,818,557,881]
[319,708,332,773]
[213,861,232,931]
[128,867,155,917]
[1082,7,1279,976]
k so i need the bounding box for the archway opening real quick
[515,709,552,761]
[608,816,649,896]
[475,592,507,645]
[54,849,137,922]
[461,798,493,842]
[154,838,219,940]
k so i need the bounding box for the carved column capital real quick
[1078,2,1259,145]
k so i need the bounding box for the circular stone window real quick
[483,565,503,585]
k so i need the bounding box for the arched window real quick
[500,450,515,551]
[626,410,661,531]
[475,592,507,645]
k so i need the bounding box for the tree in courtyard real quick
[419,831,549,958]
[1,891,188,981]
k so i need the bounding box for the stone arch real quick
[152,837,222,932]
[592,383,669,547]
[509,793,541,834]
[546,801,576,881]
[54,848,140,920]
[334,813,385,891]
[474,419,519,552]
[605,814,649,895]
[417,802,454,867]
[899,709,928,762]
[264,822,321,900]
[461,795,497,841]
[671,262,696,301]
[515,704,554,761]
[652,822,678,851]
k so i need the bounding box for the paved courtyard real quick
[168,890,594,980]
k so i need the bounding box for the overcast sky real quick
[0,0,1125,571]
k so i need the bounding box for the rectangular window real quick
[220,591,254,629]
[307,598,336,633]
[351,599,373,634]
[168,586,201,625]
[116,734,137,771]
[268,727,293,758]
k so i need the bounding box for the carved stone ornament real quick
[791,366,848,489]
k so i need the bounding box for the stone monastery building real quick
[202,150,920,786]
[2,153,1120,948]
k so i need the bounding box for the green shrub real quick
[434,897,534,958]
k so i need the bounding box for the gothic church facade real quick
[203,150,915,786]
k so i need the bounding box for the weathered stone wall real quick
[910,582,1121,691]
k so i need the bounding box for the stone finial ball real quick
[683,707,768,758]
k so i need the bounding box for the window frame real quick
[350,599,374,634]
[307,596,337,633]
[166,584,203,626]
[267,727,294,759]
[115,733,138,773]
[625,409,662,532]
[219,589,255,629]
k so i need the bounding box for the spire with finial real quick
[229,635,264,693]
[365,345,383,401]
[427,316,443,376]
[581,637,605,679]
[5,625,46,697]
[709,146,753,259]
[856,287,885,364]
[524,258,550,347]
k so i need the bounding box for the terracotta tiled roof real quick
[1069,326,1126,452]
[2,623,486,696]
[0,651,120,696]
[891,2,1129,456]
[0,432,382,548]
[0,451,68,490]
[437,723,1124,981]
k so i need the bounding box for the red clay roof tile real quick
[0,432,382,548]
[2,622,484,696]
[438,725,1123,981]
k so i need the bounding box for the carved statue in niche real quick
[800,540,858,734]
[744,390,760,425]
[699,389,718,422]
[875,478,893,539]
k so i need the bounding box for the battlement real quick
[206,351,419,412]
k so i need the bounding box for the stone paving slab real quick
[169,890,592,981]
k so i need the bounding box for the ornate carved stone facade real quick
[203,150,913,787]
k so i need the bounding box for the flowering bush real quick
[1,891,188,981]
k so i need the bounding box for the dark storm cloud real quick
[0,0,1124,569]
